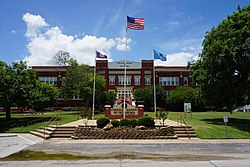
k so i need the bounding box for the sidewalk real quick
[62,119,97,126]
[0,133,43,158]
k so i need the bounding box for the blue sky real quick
[0,0,249,66]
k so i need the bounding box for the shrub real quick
[62,107,81,111]
[97,117,110,128]
[129,118,138,128]
[80,110,91,119]
[111,119,120,128]
[138,116,155,128]
[120,118,129,127]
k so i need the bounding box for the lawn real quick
[0,110,108,133]
[0,111,81,133]
[1,111,250,139]
[167,111,250,139]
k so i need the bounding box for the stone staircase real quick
[30,125,76,139]
[30,124,197,140]
[172,125,197,138]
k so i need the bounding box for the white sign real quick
[223,115,228,123]
[184,103,191,113]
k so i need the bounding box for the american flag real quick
[127,16,144,30]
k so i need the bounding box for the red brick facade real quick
[32,60,192,106]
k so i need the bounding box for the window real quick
[118,76,131,85]
[184,76,189,86]
[72,95,81,100]
[118,90,131,98]
[159,77,179,86]
[118,76,123,85]
[68,95,82,100]
[109,76,115,85]
[145,76,151,85]
[127,76,131,85]
[134,76,140,85]
[39,77,57,86]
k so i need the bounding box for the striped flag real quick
[127,16,144,30]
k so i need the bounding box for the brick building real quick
[32,60,192,106]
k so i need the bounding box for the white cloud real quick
[156,36,203,66]
[23,13,48,38]
[115,37,132,51]
[11,30,16,34]
[22,13,131,66]
[155,52,195,66]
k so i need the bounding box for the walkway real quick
[0,133,43,158]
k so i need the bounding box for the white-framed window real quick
[159,77,179,86]
[109,76,115,85]
[68,94,82,100]
[134,76,140,85]
[39,77,57,86]
[118,90,131,98]
[118,76,131,85]
[184,76,189,86]
[145,76,151,85]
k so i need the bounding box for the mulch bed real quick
[72,126,176,139]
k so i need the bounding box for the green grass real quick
[0,111,80,133]
[0,150,96,161]
[1,110,250,139]
[168,112,250,139]
[1,149,230,161]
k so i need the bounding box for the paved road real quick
[1,136,250,166]
[20,138,250,164]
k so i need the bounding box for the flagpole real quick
[92,52,96,119]
[123,15,128,118]
[153,49,157,118]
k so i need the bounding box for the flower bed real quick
[72,126,176,139]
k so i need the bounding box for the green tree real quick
[0,61,14,121]
[192,5,250,111]
[12,61,37,112]
[29,81,59,111]
[104,91,116,105]
[62,59,106,109]
[54,51,71,66]
[0,61,37,121]
[166,86,201,112]
[133,86,166,111]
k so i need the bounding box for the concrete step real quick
[174,131,196,134]
[49,125,76,131]
[173,126,193,130]
[44,126,56,131]
[171,125,197,139]
[30,125,76,139]
[30,131,50,139]
[49,125,76,128]
[177,134,197,138]
[36,129,53,135]
[53,130,75,134]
